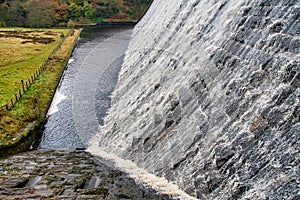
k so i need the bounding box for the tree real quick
[2,1,26,26]
[0,0,152,27]
[46,0,69,26]
[68,0,85,6]
[82,1,93,20]
[26,0,53,27]
[67,2,81,21]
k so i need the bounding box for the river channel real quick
[35,25,133,150]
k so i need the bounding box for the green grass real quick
[0,28,80,144]
[0,28,70,106]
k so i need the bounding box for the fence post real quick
[21,80,25,93]
[5,104,8,111]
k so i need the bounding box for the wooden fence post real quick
[21,80,25,93]
[4,30,71,111]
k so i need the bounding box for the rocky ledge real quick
[0,150,170,200]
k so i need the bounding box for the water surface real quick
[36,25,133,150]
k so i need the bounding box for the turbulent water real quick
[95,0,300,199]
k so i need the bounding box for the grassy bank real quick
[0,28,80,153]
[0,28,70,106]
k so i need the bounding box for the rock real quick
[0,150,171,199]
[1,177,29,188]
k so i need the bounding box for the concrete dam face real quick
[97,0,299,199]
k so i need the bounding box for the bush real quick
[0,20,6,27]
[125,9,133,15]
[67,20,75,28]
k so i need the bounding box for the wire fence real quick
[1,28,75,111]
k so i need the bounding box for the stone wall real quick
[98,0,299,199]
[0,150,170,199]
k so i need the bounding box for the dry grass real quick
[0,28,70,106]
[0,28,80,144]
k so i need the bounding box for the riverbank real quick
[0,28,81,157]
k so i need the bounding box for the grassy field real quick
[0,28,70,106]
[0,28,80,144]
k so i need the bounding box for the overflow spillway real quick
[95,0,300,199]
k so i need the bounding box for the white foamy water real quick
[87,136,197,200]
[47,91,66,116]
[68,58,74,64]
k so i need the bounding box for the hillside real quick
[0,0,151,27]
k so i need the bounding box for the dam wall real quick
[98,0,299,199]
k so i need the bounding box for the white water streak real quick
[47,91,66,116]
[87,136,197,200]
[68,58,74,64]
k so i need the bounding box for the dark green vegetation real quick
[0,0,152,27]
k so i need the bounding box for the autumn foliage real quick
[0,0,151,27]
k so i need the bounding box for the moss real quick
[82,187,109,196]
[0,120,42,158]
[108,170,123,178]
[73,178,87,190]
[114,184,135,199]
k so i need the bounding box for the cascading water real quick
[91,0,300,199]
[36,24,197,199]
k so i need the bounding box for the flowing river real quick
[36,25,133,150]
